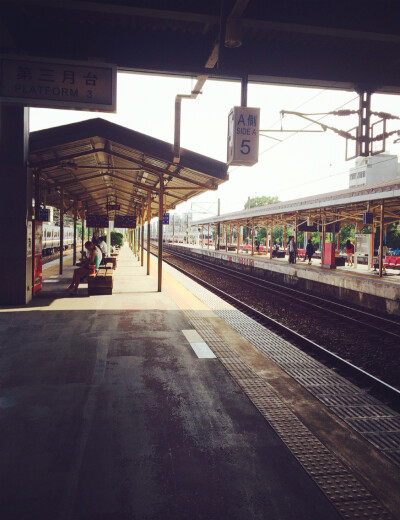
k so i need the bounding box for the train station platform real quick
[165,243,400,316]
[1,245,399,520]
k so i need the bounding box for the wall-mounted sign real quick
[114,215,137,228]
[106,204,121,211]
[227,106,260,166]
[86,214,109,228]
[163,213,170,224]
[0,56,116,112]
[39,208,50,221]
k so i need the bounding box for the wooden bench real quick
[104,256,117,269]
[87,269,114,295]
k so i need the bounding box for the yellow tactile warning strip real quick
[160,260,399,520]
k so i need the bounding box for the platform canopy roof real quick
[194,177,400,229]
[29,118,228,219]
[1,0,400,94]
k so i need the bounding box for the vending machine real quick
[32,220,43,295]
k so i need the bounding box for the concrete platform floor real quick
[0,245,393,520]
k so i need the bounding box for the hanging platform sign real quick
[39,208,50,221]
[0,56,116,112]
[227,106,260,166]
[106,204,121,211]
[298,222,318,232]
[163,213,170,224]
[86,214,109,228]
[114,215,136,228]
[362,212,373,224]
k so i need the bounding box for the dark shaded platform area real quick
[0,248,342,520]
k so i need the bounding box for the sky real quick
[29,72,400,221]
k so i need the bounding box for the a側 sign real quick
[227,106,260,166]
[0,56,116,112]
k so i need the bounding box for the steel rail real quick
[155,247,400,407]
[163,245,400,340]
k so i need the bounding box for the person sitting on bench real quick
[67,241,100,295]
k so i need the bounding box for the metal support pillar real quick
[269,226,273,259]
[283,225,287,253]
[370,211,375,269]
[141,209,144,267]
[378,201,384,277]
[59,186,64,275]
[158,177,164,292]
[217,198,221,250]
[81,216,85,255]
[251,220,254,256]
[321,216,326,265]
[0,105,32,305]
[137,218,141,261]
[73,204,77,266]
[107,219,111,255]
[241,75,248,107]
[147,192,151,275]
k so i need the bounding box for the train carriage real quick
[42,223,79,256]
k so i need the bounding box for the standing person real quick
[67,241,100,295]
[305,239,315,265]
[288,236,296,264]
[345,239,354,266]
[99,236,108,264]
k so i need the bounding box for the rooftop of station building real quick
[194,176,400,226]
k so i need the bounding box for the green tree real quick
[385,222,400,249]
[111,231,124,247]
[244,195,280,209]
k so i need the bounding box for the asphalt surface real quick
[0,247,343,520]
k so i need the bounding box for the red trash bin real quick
[322,243,336,269]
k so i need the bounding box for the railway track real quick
[152,244,400,409]
[164,246,400,339]
[42,247,76,266]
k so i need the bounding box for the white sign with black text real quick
[0,55,117,112]
[227,106,260,166]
